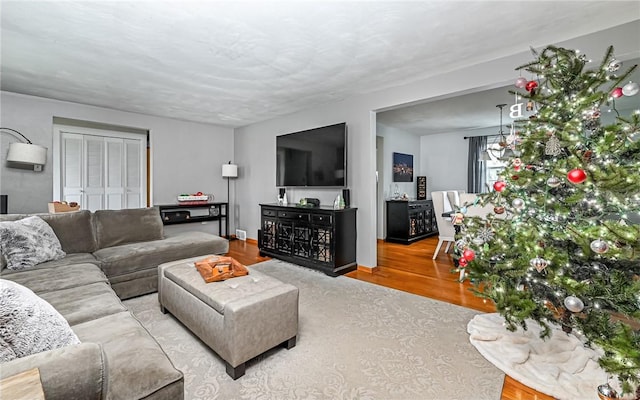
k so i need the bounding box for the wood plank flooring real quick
[227,237,553,400]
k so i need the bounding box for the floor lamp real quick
[222,161,238,239]
[1,127,47,171]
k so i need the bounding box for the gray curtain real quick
[467,136,487,193]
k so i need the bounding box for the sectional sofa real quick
[0,207,229,399]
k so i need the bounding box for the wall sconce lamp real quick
[1,127,47,171]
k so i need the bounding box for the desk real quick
[157,202,229,238]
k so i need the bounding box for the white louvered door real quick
[55,126,146,212]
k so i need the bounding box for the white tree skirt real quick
[467,313,630,400]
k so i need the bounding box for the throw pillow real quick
[0,216,66,271]
[0,279,80,362]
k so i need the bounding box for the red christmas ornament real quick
[511,175,519,180]
[525,80,538,92]
[493,181,507,192]
[567,168,587,184]
[611,87,624,98]
[462,249,476,262]
[458,257,468,268]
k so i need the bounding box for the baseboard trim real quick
[357,265,379,273]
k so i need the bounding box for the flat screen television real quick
[276,123,347,187]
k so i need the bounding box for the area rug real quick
[124,259,504,400]
[468,313,624,400]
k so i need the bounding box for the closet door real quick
[61,133,84,207]
[83,135,106,211]
[124,138,143,208]
[105,137,124,210]
[55,126,146,212]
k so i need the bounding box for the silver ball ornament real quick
[622,81,640,96]
[547,176,562,188]
[472,237,485,246]
[564,295,585,313]
[590,239,609,254]
[511,198,525,211]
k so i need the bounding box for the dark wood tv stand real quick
[258,203,357,276]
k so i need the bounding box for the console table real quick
[156,202,229,238]
[385,199,438,244]
[258,203,357,276]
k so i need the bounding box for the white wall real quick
[0,92,234,217]
[420,131,468,195]
[377,124,421,200]
[234,22,640,269]
[375,124,422,239]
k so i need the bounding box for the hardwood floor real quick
[227,237,553,400]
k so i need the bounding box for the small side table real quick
[0,368,45,400]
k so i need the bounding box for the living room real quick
[1,2,639,399]
[0,3,637,271]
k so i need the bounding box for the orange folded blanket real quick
[194,256,249,283]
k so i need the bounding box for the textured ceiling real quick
[377,57,640,136]
[1,1,639,129]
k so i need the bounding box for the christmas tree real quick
[456,45,640,396]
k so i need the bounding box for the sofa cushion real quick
[40,282,127,326]
[93,231,229,279]
[94,207,164,249]
[1,263,107,294]
[0,216,66,271]
[0,343,105,400]
[39,210,98,254]
[0,279,80,362]
[72,312,183,400]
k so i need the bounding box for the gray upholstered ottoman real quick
[158,256,299,379]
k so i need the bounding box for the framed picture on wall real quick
[392,152,413,182]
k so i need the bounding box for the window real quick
[485,142,507,191]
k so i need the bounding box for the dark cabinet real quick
[385,200,437,244]
[259,204,357,276]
